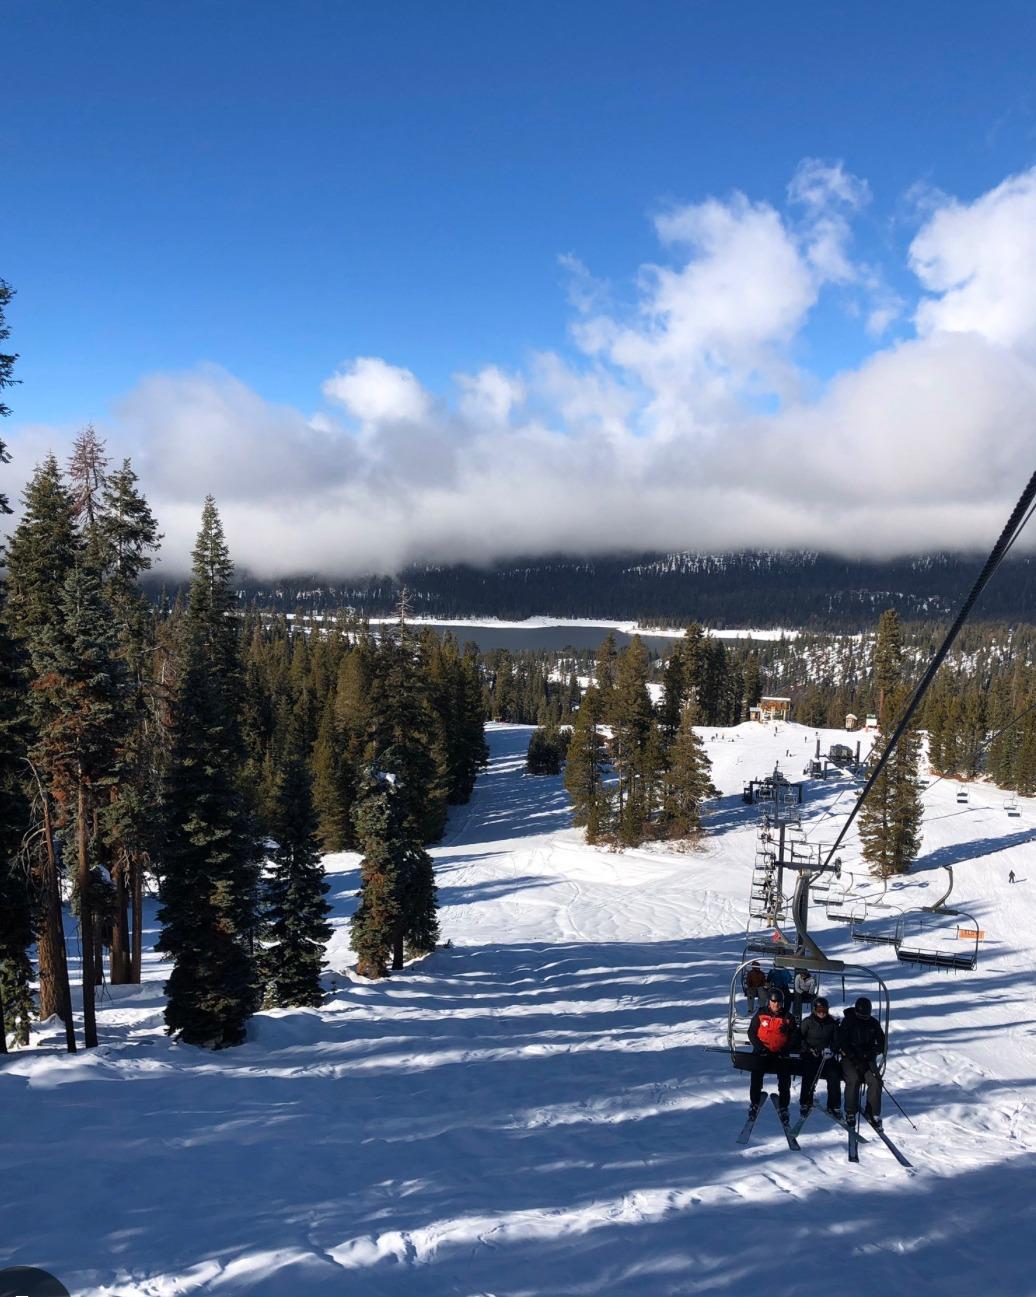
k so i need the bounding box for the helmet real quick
[855,996,873,1016]
[814,996,829,1011]
[767,988,785,1007]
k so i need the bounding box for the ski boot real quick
[778,1107,790,1124]
[799,1104,812,1121]
[845,1113,857,1130]
[870,1116,883,1132]
[826,1105,843,1120]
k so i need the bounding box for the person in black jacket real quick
[747,988,798,1119]
[798,996,842,1117]
[838,996,886,1130]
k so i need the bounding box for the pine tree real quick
[349,617,442,976]
[311,695,351,851]
[31,563,126,1047]
[611,637,657,846]
[264,707,332,1007]
[594,633,619,723]
[0,592,32,1049]
[858,685,924,878]
[872,609,904,725]
[0,291,32,1048]
[3,456,78,1041]
[94,454,161,983]
[350,775,406,979]
[564,685,610,843]
[659,703,715,838]
[158,498,260,1047]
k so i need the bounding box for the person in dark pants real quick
[747,988,798,1120]
[798,996,841,1118]
[838,996,886,1130]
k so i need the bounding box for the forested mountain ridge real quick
[149,550,1036,630]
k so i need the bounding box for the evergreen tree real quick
[858,685,924,878]
[350,775,405,979]
[872,609,904,725]
[31,563,126,1047]
[659,703,715,838]
[526,725,568,775]
[594,632,619,722]
[0,283,32,1049]
[264,707,332,1007]
[3,456,78,1039]
[349,618,443,974]
[311,694,351,851]
[158,498,260,1047]
[611,636,658,846]
[564,685,609,843]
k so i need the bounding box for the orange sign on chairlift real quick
[957,928,985,940]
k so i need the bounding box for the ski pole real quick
[877,1072,918,1130]
[804,1051,826,1105]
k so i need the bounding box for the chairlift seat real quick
[896,946,978,972]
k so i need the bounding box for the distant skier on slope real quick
[838,996,886,1131]
[798,996,841,1118]
[747,988,798,1120]
[1009,870,1016,884]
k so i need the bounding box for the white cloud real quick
[322,356,432,424]
[456,365,525,427]
[6,161,1036,574]
[911,167,1036,351]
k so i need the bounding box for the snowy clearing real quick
[3,721,1034,1296]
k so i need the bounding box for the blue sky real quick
[4,2,1036,571]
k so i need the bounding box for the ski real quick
[770,1093,801,1150]
[847,1120,859,1163]
[788,1106,814,1141]
[817,1105,868,1142]
[864,1118,914,1170]
[736,1091,767,1145]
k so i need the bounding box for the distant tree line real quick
[147,550,1036,632]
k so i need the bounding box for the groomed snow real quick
[2,721,1033,1296]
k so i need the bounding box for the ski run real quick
[3,718,1035,1297]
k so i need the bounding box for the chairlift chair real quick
[726,958,889,1074]
[1005,796,1021,817]
[894,908,980,972]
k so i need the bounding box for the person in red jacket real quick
[747,987,798,1119]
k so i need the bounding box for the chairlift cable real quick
[820,467,1036,872]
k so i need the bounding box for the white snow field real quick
[3,721,1036,1297]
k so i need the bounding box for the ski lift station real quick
[749,696,791,723]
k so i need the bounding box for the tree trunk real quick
[78,781,98,1049]
[110,854,130,984]
[0,985,7,1054]
[392,930,404,972]
[108,786,131,983]
[39,793,77,1053]
[93,922,104,987]
[131,851,143,984]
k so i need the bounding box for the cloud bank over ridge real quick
[9,160,1036,576]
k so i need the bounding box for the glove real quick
[821,1048,833,1059]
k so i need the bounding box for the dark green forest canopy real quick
[142,550,1036,632]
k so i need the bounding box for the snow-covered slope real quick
[3,721,1035,1296]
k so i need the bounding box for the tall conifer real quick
[158,498,260,1047]
[264,706,332,1007]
